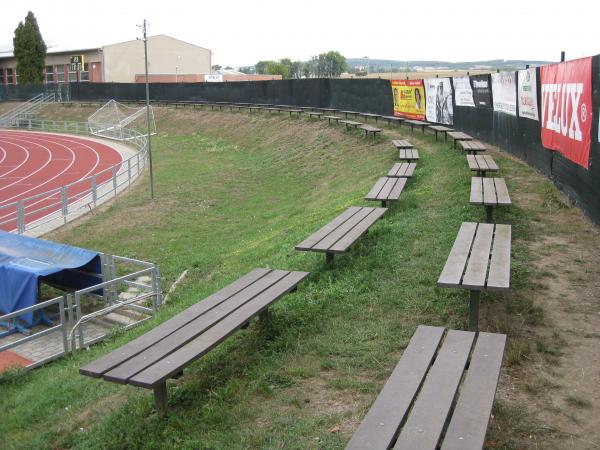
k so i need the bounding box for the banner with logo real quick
[391,79,426,120]
[453,76,475,107]
[491,72,517,116]
[471,74,492,108]
[424,78,453,124]
[540,57,593,169]
[518,68,539,121]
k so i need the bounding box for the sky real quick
[1,0,599,67]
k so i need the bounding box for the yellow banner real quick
[391,79,426,120]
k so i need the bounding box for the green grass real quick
[1,109,543,449]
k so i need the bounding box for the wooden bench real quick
[428,124,454,142]
[287,109,303,117]
[381,115,404,126]
[296,206,387,263]
[80,268,309,416]
[398,149,419,162]
[360,112,381,123]
[340,120,363,129]
[467,154,498,176]
[323,115,342,125]
[346,325,506,450]
[460,140,487,154]
[388,162,416,178]
[404,119,430,133]
[447,131,473,149]
[265,107,282,114]
[318,107,339,114]
[308,111,324,120]
[359,125,382,141]
[438,222,511,330]
[365,177,408,207]
[391,139,413,150]
[471,177,511,222]
[340,110,360,118]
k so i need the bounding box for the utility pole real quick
[138,19,154,199]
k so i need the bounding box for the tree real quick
[13,11,46,84]
[255,60,272,75]
[211,64,222,71]
[266,61,289,78]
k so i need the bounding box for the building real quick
[0,34,212,84]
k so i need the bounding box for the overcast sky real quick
[1,0,598,67]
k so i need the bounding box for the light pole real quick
[176,55,181,83]
[138,19,154,199]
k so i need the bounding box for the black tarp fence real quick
[1,59,598,224]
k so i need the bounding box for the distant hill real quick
[347,58,553,72]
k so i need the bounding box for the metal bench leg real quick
[326,252,334,264]
[259,308,270,322]
[486,205,493,223]
[469,290,481,332]
[381,200,387,208]
[154,382,168,417]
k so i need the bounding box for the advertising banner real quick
[518,68,539,120]
[391,79,426,120]
[424,78,453,124]
[491,72,517,116]
[471,74,492,108]
[540,57,593,169]
[205,74,223,82]
[453,76,475,107]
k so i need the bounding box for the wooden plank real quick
[440,332,506,450]
[482,177,497,205]
[365,177,388,200]
[437,222,477,288]
[392,139,413,149]
[398,149,419,160]
[314,207,375,251]
[483,155,499,171]
[470,177,483,204]
[128,271,310,388]
[494,178,511,205]
[462,223,494,289]
[295,207,362,251]
[475,155,489,171]
[467,154,478,171]
[377,177,399,200]
[388,162,416,177]
[487,224,511,291]
[329,207,387,252]
[345,326,445,450]
[388,177,407,200]
[79,268,272,377]
[102,270,291,383]
[394,330,476,450]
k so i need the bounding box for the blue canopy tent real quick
[0,231,102,332]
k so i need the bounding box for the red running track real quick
[0,130,123,232]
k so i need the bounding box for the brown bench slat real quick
[487,224,511,291]
[398,149,419,161]
[129,270,309,388]
[314,207,374,251]
[364,177,388,200]
[391,139,413,149]
[295,207,362,251]
[440,332,506,450]
[494,178,511,205]
[345,325,445,450]
[483,155,499,170]
[79,268,272,377]
[329,207,387,253]
[388,162,416,177]
[470,177,483,204]
[482,177,497,205]
[365,177,407,202]
[448,131,472,140]
[103,270,291,383]
[394,330,475,450]
[461,223,494,290]
[437,222,477,288]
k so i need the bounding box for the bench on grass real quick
[365,177,408,207]
[391,139,413,149]
[467,154,498,176]
[296,206,387,263]
[447,131,473,149]
[360,125,382,140]
[323,115,342,125]
[438,222,511,330]
[381,116,404,126]
[346,325,506,450]
[318,107,340,114]
[360,112,381,123]
[308,111,324,120]
[471,177,511,222]
[428,124,454,142]
[460,140,487,154]
[398,149,419,162]
[340,110,361,118]
[404,119,430,133]
[287,109,303,117]
[80,268,309,416]
[388,162,416,178]
[341,120,363,129]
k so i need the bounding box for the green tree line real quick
[246,51,347,79]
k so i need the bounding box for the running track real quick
[0,130,123,232]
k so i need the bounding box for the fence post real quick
[59,295,69,354]
[60,186,68,224]
[112,167,117,198]
[16,201,25,234]
[92,176,97,206]
[128,159,132,188]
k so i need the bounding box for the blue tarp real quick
[0,231,101,325]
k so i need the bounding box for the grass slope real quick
[1,108,541,449]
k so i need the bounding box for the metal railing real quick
[0,92,55,127]
[0,118,149,236]
[0,253,162,369]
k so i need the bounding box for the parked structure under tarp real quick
[0,231,101,325]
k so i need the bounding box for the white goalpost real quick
[87,100,156,141]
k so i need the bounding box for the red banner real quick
[540,57,593,169]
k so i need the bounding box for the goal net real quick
[87,100,156,141]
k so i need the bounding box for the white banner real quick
[453,76,475,107]
[517,68,539,121]
[424,78,454,125]
[205,74,223,82]
[491,72,517,116]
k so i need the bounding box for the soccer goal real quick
[87,100,156,141]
